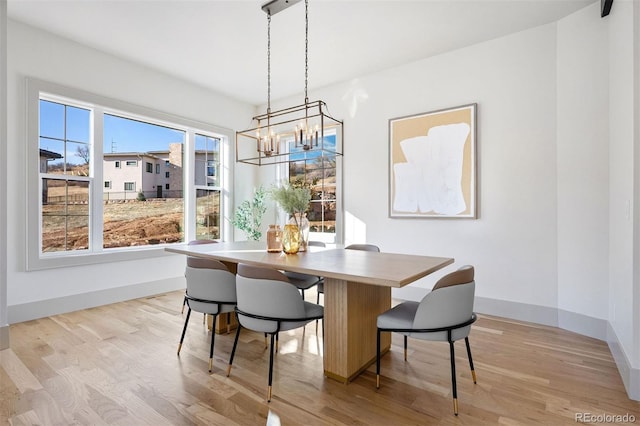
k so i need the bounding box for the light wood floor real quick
[1,289,638,425]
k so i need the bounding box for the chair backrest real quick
[345,243,380,252]
[186,239,218,268]
[412,265,475,341]
[235,264,307,332]
[185,259,237,314]
[308,241,326,247]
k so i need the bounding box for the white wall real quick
[557,3,610,324]
[272,23,561,313]
[607,0,635,360]
[1,0,9,350]
[606,0,640,399]
[6,20,254,321]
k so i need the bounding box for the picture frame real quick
[389,103,477,219]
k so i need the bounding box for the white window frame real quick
[26,78,234,270]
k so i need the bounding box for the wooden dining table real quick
[165,241,454,383]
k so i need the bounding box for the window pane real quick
[39,137,65,174]
[40,100,64,139]
[289,134,337,234]
[39,100,91,176]
[67,141,90,174]
[195,134,220,187]
[66,105,90,143]
[196,189,220,240]
[103,114,185,248]
[41,178,90,252]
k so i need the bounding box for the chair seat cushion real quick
[279,301,324,331]
[377,301,419,330]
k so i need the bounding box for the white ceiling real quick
[8,0,593,105]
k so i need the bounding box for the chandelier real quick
[235,0,343,166]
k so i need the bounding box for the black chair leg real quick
[376,328,381,389]
[209,314,217,372]
[404,335,408,361]
[465,337,477,384]
[449,340,458,416]
[267,333,276,402]
[177,308,192,355]
[227,324,242,377]
[181,294,187,314]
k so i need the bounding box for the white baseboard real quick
[7,277,185,324]
[608,323,640,401]
[474,296,560,328]
[0,324,9,350]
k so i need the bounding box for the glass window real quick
[194,134,221,240]
[288,132,338,236]
[39,100,91,253]
[30,79,231,269]
[103,114,185,247]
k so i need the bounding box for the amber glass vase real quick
[282,224,300,254]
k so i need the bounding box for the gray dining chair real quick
[177,256,236,373]
[181,239,218,315]
[283,240,326,301]
[227,263,324,402]
[376,265,477,416]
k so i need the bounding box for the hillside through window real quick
[33,81,229,267]
[288,132,338,237]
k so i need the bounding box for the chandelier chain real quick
[267,11,271,113]
[304,0,309,103]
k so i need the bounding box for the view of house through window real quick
[102,114,185,248]
[39,99,91,252]
[38,92,225,256]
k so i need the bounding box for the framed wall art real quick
[389,103,477,218]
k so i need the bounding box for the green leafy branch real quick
[232,186,268,241]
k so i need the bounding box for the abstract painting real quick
[389,103,477,218]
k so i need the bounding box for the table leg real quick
[207,312,238,334]
[323,277,391,383]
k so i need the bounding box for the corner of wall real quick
[608,322,640,401]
